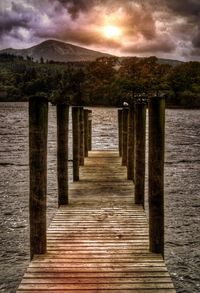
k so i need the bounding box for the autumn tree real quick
[118,56,172,105]
[83,57,120,106]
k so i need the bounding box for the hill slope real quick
[0,39,183,65]
[0,40,112,62]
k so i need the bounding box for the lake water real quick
[0,103,199,292]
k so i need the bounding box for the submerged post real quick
[79,107,84,166]
[118,109,123,157]
[149,96,165,256]
[84,109,89,157]
[57,103,69,205]
[29,97,48,260]
[127,107,135,180]
[122,108,129,166]
[135,101,146,206]
[88,110,92,151]
[72,107,80,181]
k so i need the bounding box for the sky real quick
[0,0,200,61]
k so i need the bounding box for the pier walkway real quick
[17,150,175,292]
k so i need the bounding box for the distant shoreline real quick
[0,100,200,109]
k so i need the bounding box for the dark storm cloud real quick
[0,2,34,36]
[162,0,200,17]
[57,0,95,18]
[169,0,200,54]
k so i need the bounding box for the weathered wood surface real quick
[84,110,89,157]
[122,108,129,166]
[57,104,69,205]
[127,107,135,181]
[79,107,84,166]
[29,97,48,259]
[17,150,175,292]
[72,107,80,181]
[149,97,165,255]
[118,109,123,157]
[88,110,92,151]
[135,103,146,207]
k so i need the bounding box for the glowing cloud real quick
[102,25,122,39]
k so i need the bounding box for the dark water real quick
[0,103,199,292]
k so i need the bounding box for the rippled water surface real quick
[0,103,199,292]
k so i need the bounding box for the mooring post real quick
[88,110,92,151]
[84,109,89,157]
[118,109,123,157]
[127,106,135,180]
[29,97,48,260]
[79,107,84,166]
[57,103,69,205]
[72,107,80,181]
[149,96,165,257]
[122,108,129,166]
[134,101,146,206]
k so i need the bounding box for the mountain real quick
[0,39,183,65]
[0,39,112,62]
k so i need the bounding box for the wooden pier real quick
[16,97,176,292]
[17,150,175,292]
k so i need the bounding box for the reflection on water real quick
[0,103,199,292]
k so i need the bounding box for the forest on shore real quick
[0,53,200,108]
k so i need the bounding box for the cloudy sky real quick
[0,0,200,60]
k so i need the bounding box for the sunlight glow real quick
[103,25,122,39]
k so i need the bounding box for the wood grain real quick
[17,150,175,292]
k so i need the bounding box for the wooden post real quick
[122,108,129,166]
[88,110,92,151]
[72,107,80,181]
[84,109,89,157]
[118,109,123,157]
[134,102,146,206]
[149,96,165,256]
[127,107,135,180]
[57,104,69,205]
[79,107,84,166]
[29,97,48,260]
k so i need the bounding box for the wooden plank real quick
[18,283,175,290]
[27,266,169,273]
[24,272,171,278]
[17,150,175,292]
[16,288,176,293]
[21,277,173,284]
[33,254,163,262]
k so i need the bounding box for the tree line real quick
[0,53,200,108]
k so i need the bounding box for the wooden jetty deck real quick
[17,150,175,292]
